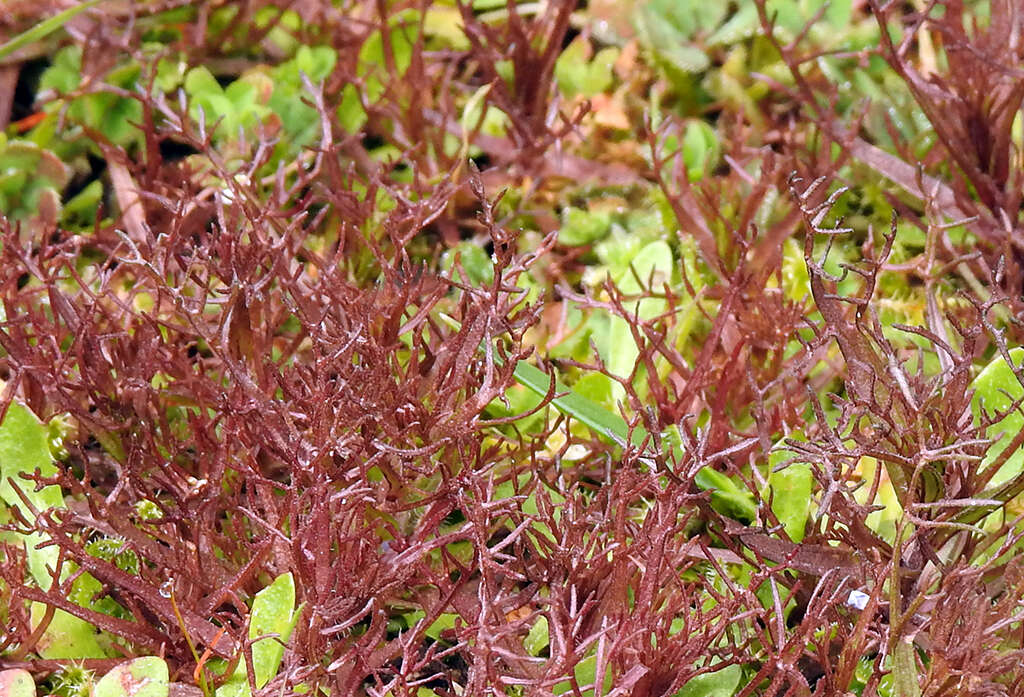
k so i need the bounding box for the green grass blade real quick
[511,360,647,449]
[512,359,757,521]
[0,0,104,62]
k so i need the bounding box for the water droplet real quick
[847,589,869,610]
[160,579,174,598]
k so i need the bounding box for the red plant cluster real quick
[1,1,1024,696]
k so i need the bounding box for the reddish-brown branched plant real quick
[2,1,1024,696]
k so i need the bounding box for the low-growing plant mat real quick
[2,1,1024,696]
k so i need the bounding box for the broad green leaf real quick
[603,239,673,402]
[424,613,457,640]
[764,0,806,36]
[0,401,63,588]
[337,84,367,134]
[972,347,1024,490]
[524,616,548,656]
[184,66,222,97]
[674,664,742,697]
[638,0,727,38]
[290,45,335,83]
[821,0,853,27]
[216,573,299,697]
[569,372,615,410]
[61,179,103,229]
[0,669,35,697]
[493,471,565,545]
[553,653,613,696]
[559,207,612,247]
[456,83,502,161]
[485,382,546,435]
[74,89,144,148]
[0,400,111,658]
[855,456,901,544]
[555,38,617,98]
[93,658,168,697]
[766,444,813,542]
[359,11,419,103]
[693,463,757,523]
[448,313,756,522]
[650,39,711,75]
[254,8,302,55]
[424,7,470,50]
[0,139,70,225]
[441,241,494,286]
[267,46,336,150]
[29,601,109,659]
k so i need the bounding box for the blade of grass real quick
[511,359,757,521]
[511,360,644,450]
[0,0,104,62]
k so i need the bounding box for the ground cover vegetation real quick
[0,0,1023,695]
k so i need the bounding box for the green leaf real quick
[0,669,36,697]
[855,456,902,543]
[681,121,720,182]
[338,84,367,134]
[29,600,111,659]
[821,0,853,27]
[0,400,112,659]
[706,4,759,46]
[639,18,711,75]
[764,0,806,36]
[553,652,613,695]
[38,45,84,95]
[75,90,144,148]
[263,47,336,151]
[0,139,70,224]
[424,613,457,640]
[424,7,470,50]
[559,207,612,247]
[554,38,617,99]
[61,180,104,229]
[290,45,336,83]
[93,658,168,697]
[184,66,223,98]
[449,314,755,522]
[441,242,494,286]
[639,0,727,37]
[512,361,639,449]
[674,664,742,697]
[766,447,813,542]
[216,573,299,697]
[254,8,302,55]
[972,347,1024,490]
[0,401,63,588]
[524,616,549,656]
[633,1,719,75]
[764,432,813,541]
[602,239,673,401]
[359,11,419,103]
[694,464,757,523]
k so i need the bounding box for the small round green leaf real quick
[93,658,168,697]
